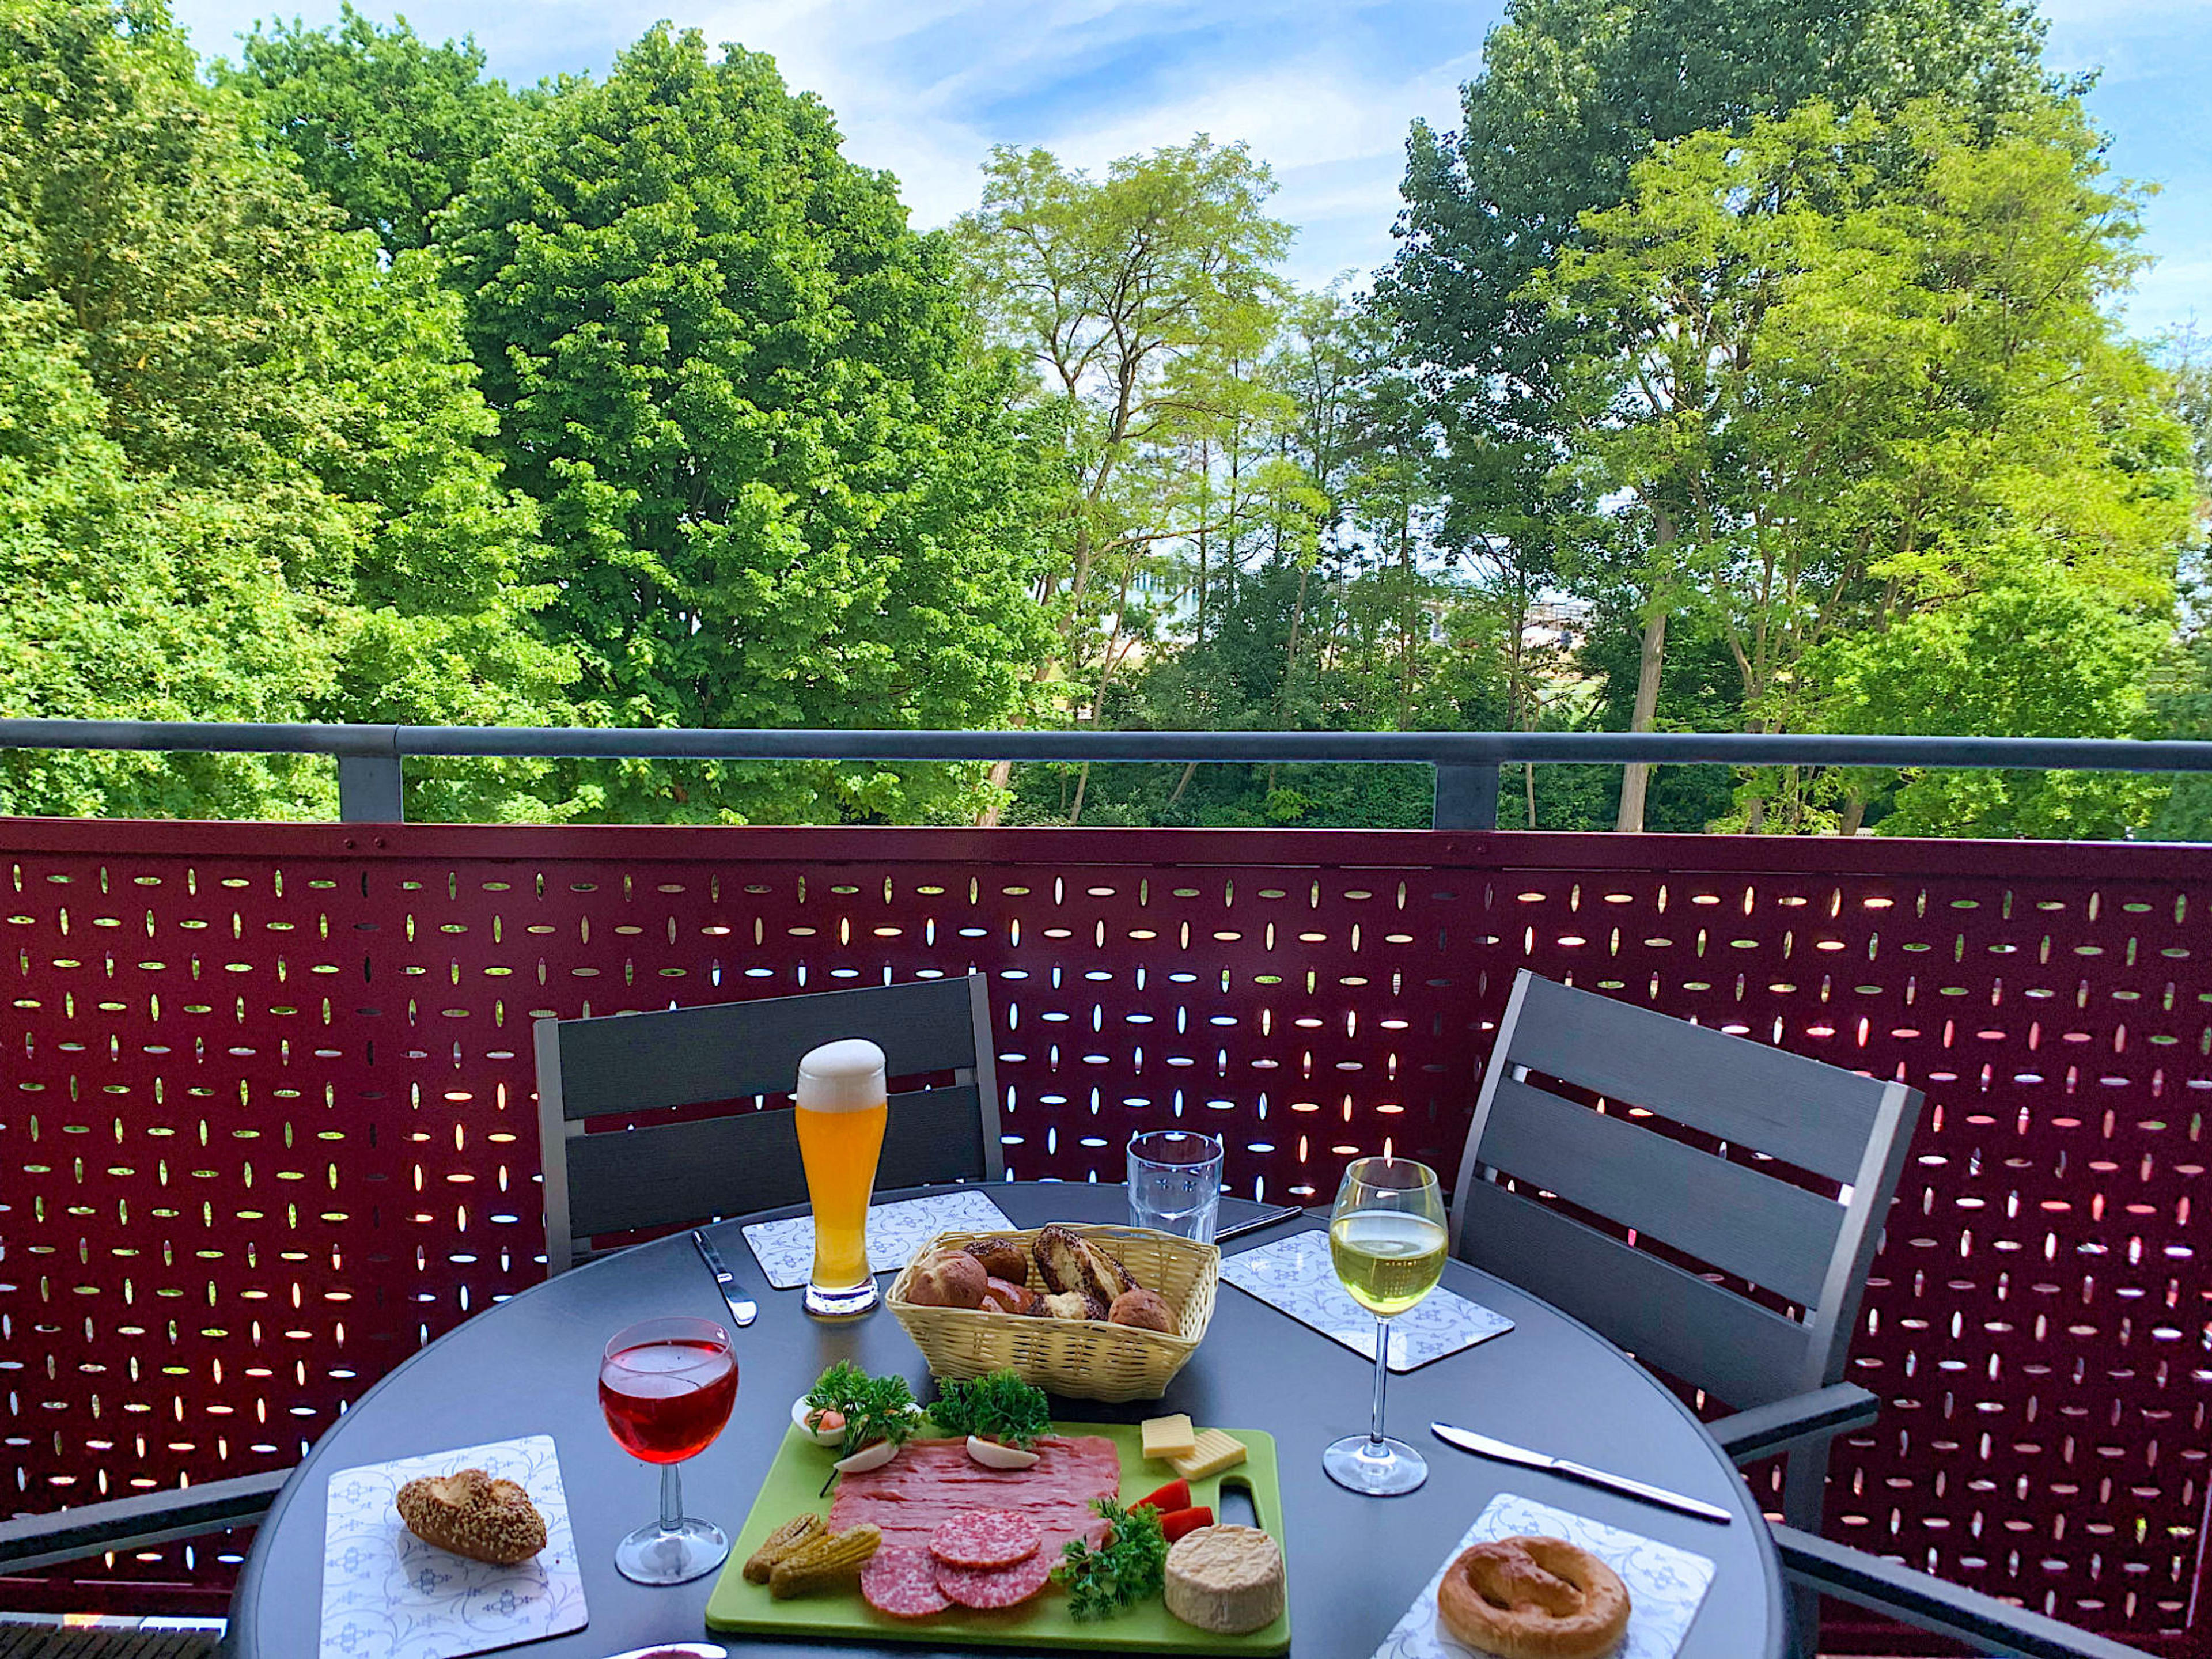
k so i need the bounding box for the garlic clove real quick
[966,1435,1041,1470]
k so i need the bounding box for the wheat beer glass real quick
[796,1037,888,1317]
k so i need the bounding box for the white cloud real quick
[169,0,2206,324]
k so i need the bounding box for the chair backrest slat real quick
[565,1083,985,1239]
[1452,970,1922,1411]
[1458,1178,1812,1406]
[1482,1074,1846,1308]
[551,975,982,1119]
[536,973,1001,1273]
[1503,973,1882,1184]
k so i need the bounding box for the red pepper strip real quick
[1158,1505,1214,1543]
[1133,1478,1191,1513]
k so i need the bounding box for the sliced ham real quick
[830,1435,1120,1555]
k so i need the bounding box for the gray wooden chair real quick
[0,1468,283,1653]
[533,972,1002,1274]
[1452,969,2158,1659]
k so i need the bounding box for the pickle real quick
[768,1524,882,1598]
[743,1512,825,1584]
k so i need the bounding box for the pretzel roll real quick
[1434,1535,1630,1659]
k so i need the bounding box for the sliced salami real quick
[927,1509,1041,1570]
[861,1545,952,1618]
[934,1545,1058,1610]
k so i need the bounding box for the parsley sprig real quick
[927,1370,1052,1449]
[802,1361,919,1461]
[1054,1496,1168,1620]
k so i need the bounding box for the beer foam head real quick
[796,1038,886,1111]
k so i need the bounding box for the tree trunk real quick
[1839,789,1866,837]
[1614,606,1668,833]
[1277,560,1312,722]
[1524,763,1537,831]
[1068,762,1090,825]
[1166,760,1198,806]
[975,759,1014,827]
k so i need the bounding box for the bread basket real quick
[887,1223,1219,1403]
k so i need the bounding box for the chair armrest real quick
[1773,1522,2160,1659]
[0,1468,291,1574]
[1709,1382,1880,1462]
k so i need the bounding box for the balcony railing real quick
[9,716,2212,824]
[2,725,2209,1652]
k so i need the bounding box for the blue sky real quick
[171,0,2209,335]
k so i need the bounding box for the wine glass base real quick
[805,1279,880,1318]
[1323,1433,1428,1496]
[613,1516,728,1585]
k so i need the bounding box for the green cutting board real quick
[705,1422,1290,1654]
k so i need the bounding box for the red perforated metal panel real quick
[2,820,2205,1653]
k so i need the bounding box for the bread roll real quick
[1039,1288,1107,1321]
[906,1251,988,1308]
[981,1275,1041,1315]
[1033,1224,1138,1307]
[1108,1288,1174,1331]
[395,1469,546,1566]
[961,1237,1027,1282]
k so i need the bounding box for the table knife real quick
[1430,1422,1732,1524]
[1213,1203,1307,1244]
[689,1228,757,1328]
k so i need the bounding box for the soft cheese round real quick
[1163,1524,1284,1635]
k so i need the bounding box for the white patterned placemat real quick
[320,1434,585,1659]
[1221,1230,1513,1371]
[1373,1491,1717,1659]
[739,1188,1014,1289]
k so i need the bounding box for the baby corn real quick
[742,1512,825,1584]
[768,1523,881,1598]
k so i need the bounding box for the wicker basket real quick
[886,1223,1219,1403]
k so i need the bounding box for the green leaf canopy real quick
[443,26,1051,823]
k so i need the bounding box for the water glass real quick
[1126,1129,1224,1242]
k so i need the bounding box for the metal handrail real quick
[6,717,2212,828]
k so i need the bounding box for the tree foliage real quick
[957,140,1296,724]
[0,0,570,820]
[442,26,1050,823]
[215,3,517,256]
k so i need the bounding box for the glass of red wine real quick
[598,1315,738,1585]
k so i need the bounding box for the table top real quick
[230,1183,1786,1659]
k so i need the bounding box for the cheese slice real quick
[1168,1427,1247,1480]
[1141,1413,1198,1461]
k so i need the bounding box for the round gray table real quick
[231,1184,1786,1657]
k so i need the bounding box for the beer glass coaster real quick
[320,1433,585,1659]
[1220,1230,1513,1372]
[1372,1491,1716,1659]
[740,1188,1014,1289]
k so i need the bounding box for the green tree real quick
[215,4,516,255]
[1382,0,2061,827]
[0,0,570,820]
[1530,100,2190,834]
[444,25,1049,824]
[956,141,1293,718]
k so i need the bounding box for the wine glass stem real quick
[659,1462,683,1533]
[1369,1313,1391,1447]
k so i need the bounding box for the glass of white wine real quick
[1324,1154,1448,1496]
